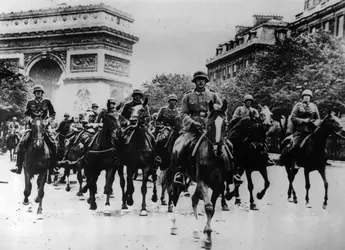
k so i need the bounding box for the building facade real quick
[206,15,288,85]
[0,3,139,118]
[290,0,345,38]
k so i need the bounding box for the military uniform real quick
[12,85,57,174]
[232,106,259,120]
[157,106,181,130]
[8,120,21,141]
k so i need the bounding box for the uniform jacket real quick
[291,102,320,133]
[181,88,221,131]
[157,105,181,129]
[232,106,259,120]
[120,101,151,126]
[25,98,56,120]
[95,109,120,124]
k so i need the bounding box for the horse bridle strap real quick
[88,148,116,155]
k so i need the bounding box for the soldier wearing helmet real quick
[87,103,99,123]
[120,89,148,121]
[172,71,241,187]
[95,98,120,124]
[232,94,259,120]
[56,113,72,136]
[155,94,181,132]
[10,84,57,174]
[284,89,320,168]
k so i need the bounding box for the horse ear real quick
[143,97,148,106]
[209,100,214,112]
[221,99,227,113]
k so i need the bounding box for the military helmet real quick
[243,94,254,103]
[12,117,17,120]
[192,71,209,83]
[107,98,116,104]
[63,113,70,117]
[167,94,178,102]
[132,89,143,97]
[33,84,44,94]
[302,89,313,98]
[91,103,99,108]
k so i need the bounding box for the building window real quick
[117,17,121,25]
[213,71,216,80]
[227,65,231,78]
[313,0,321,5]
[323,21,330,31]
[223,68,226,80]
[336,15,344,37]
[311,27,316,33]
[245,60,249,68]
[232,64,237,77]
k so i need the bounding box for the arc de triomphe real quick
[0,3,139,118]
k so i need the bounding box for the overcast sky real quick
[1,0,303,88]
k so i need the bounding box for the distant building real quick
[290,0,345,38]
[206,15,288,85]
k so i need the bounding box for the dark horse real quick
[226,106,273,210]
[280,112,345,209]
[162,99,230,249]
[22,117,51,215]
[123,98,158,216]
[7,127,20,162]
[155,122,181,205]
[82,111,125,210]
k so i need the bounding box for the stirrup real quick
[173,173,185,187]
[233,174,243,185]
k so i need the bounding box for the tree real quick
[141,73,194,113]
[0,61,30,122]
[230,31,345,117]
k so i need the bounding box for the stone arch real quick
[25,53,66,75]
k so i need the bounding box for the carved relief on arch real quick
[73,89,92,115]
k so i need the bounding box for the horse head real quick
[207,99,228,157]
[129,97,149,127]
[31,117,46,149]
[258,104,273,131]
[320,111,345,139]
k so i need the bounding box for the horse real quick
[226,105,273,210]
[280,112,345,209]
[6,127,20,162]
[82,110,125,210]
[122,98,159,216]
[155,123,181,205]
[22,117,51,215]
[162,99,230,249]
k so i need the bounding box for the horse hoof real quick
[127,197,134,206]
[294,198,298,204]
[225,192,233,201]
[23,201,30,206]
[222,205,229,211]
[250,203,258,210]
[151,195,158,203]
[202,239,212,249]
[168,206,173,213]
[89,202,97,210]
[184,192,190,197]
[34,197,40,203]
[82,186,88,193]
[171,227,178,236]
[122,203,128,210]
[235,198,241,205]
[66,186,71,192]
[140,210,148,216]
[87,198,91,204]
[257,192,264,200]
[59,179,66,184]
[305,203,312,208]
[323,203,327,210]
[76,192,83,197]
[192,230,200,239]
[37,209,43,215]
[47,180,52,185]
[161,199,167,206]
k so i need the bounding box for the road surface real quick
[0,152,344,250]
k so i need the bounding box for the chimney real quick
[253,15,283,26]
[235,25,251,35]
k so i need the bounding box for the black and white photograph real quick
[0,0,345,249]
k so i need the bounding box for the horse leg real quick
[184,177,191,197]
[46,169,52,185]
[76,166,83,197]
[151,170,158,203]
[319,168,328,209]
[65,168,71,192]
[286,165,298,203]
[59,168,67,184]
[257,168,270,200]
[304,169,311,208]
[23,165,32,206]
[126,169,135,206]
[191,187,200,239]
[36,170,47,215]
[199,181,213,249]
[246,170,257,210]
[140,168,149,216]
[118,167,128,209]
[88,171,99,210]
[221,183,229,211]
[104,167,116,206]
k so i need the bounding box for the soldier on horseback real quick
[282,89,321,169]
[56,113,72,136]
[95,98,120,124]
[10,84,57,174]
[88,103,99,123]
[173,71,242,187]
[155,94,181,136]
